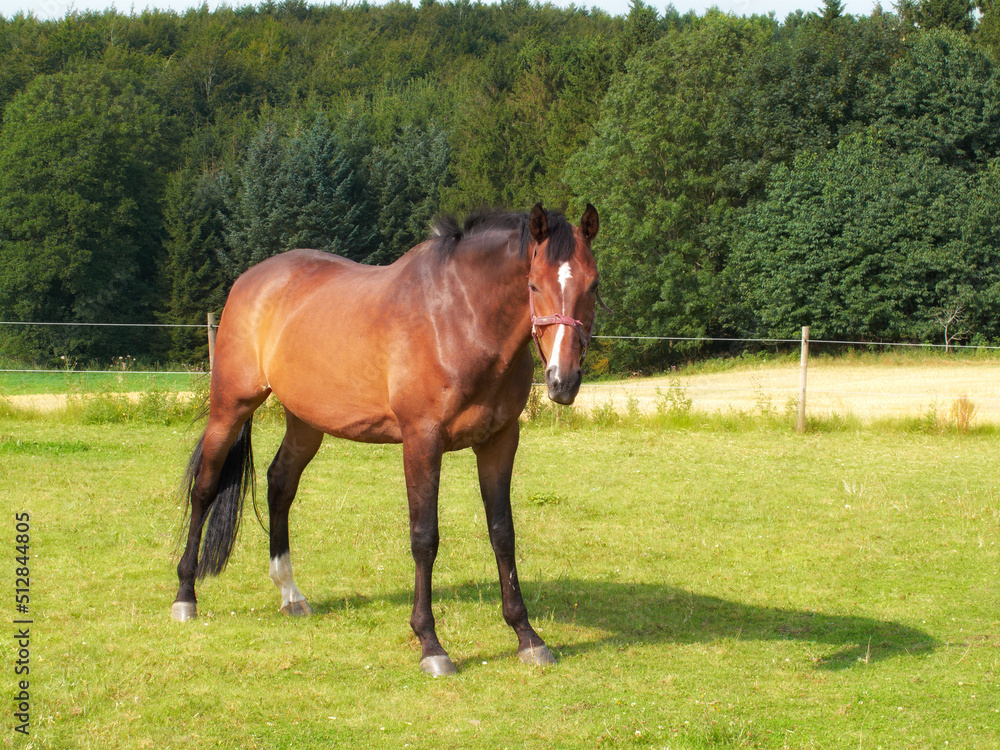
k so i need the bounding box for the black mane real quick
[431,208,576,264]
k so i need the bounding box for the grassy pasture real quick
[0,368,203,397]
[2,410,998,749]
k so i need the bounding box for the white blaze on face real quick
[548,262,574,379]
[558,262,573,303]
[269,552,308,610]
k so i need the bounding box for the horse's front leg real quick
[401,429,455,676]
[473,420,555,666]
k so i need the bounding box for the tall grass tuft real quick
[524,384,547,421]
[654,377,692,417]
[949,394,977,434]
[589,399,620,427]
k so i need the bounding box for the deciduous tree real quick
[0,65,165,361]
[727,133,1000,343]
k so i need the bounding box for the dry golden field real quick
[574,356,1000,424]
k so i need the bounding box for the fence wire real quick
[4,320,1000,348]
[590,335,1000,350]
[1,320,207,328]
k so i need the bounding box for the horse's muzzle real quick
[545,366,582,405]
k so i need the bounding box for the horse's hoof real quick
[419,655,458,677]
[171,601,197,622]
[518,644,557,667]
[280,600,314,617]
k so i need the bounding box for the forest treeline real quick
[1,0,999,369]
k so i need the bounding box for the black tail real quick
[184,417,256,579]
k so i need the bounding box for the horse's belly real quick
[279,387,402,443]
[265,358,402,443]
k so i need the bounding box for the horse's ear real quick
[529,202,549,244]
[581,203,599,242]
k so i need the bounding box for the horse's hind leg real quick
[173,397,265,621]
[473,421,555,666]
[268,410,324,616]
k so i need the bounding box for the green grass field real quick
[0,368,203,397]
[2,406,997,749]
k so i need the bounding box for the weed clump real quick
[950,395,976,434]
[654,377,692,418]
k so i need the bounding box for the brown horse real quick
[172,203,600,676]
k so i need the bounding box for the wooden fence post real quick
[207,312,217,372]
[796,325,810,433]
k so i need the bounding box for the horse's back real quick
[233,248,377,294]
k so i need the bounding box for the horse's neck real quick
[447,240,532,355]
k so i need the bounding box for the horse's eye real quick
[589,281,600,294]
[528,283,539,293]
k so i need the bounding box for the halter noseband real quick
[529,285,591,368]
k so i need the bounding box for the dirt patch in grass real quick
[3,392,73,412]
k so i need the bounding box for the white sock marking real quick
[269,552,307,610]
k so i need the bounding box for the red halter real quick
[529,285,591,368]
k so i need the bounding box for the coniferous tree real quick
[2,4,1000,366]
[223,116,379,279]
[221,123,292,281]
[367,122,453,265]
[162,167,229,362]
[282,114,379,262]
[822,0,845,20]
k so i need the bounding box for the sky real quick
[1,0,884,24]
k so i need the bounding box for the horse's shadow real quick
[312,579,937,670]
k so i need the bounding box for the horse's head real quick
[527,202,600,405]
